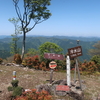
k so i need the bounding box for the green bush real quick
[12,86,23,97]
[90,55,100,65]
[8,80,23,98]
[8,86,13,91]
[11,80,19,87]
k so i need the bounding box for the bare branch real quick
[13,0,22,22]
[37,19,48,24]
[26,21,37,33]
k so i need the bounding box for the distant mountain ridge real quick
[0,35,99,61]
[0,35,11,39]
[0,35,100,41]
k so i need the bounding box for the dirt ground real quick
[0,65,100,100]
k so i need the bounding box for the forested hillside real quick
[0,36,98,61]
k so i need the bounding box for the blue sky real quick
[0,0,100,37]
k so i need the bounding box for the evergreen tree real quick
[8,17,21,54]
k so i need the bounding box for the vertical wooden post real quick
[13,71,16,80]
[66,56,71,86]
[74,63,76,83]
[76,59,82,90]
[50,69,54,84]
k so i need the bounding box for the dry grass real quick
[0,65,100,100]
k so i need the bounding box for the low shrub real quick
[80,60,98,75]
[14,89,52,100]
[22,55,40,68]
[11,80,19,87]
[13,86,23,97]
[90,55,100,65]
[14,54,22,64]
[39,61,47,70]
[8,80,23,99]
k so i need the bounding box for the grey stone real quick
[59,80,67,85]
[36,84,51,94]
[56,91,67,97]
[52,80,63,85]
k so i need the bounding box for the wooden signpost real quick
[44,53,64,84]
[68,46,83,90]
[49,61,57,84]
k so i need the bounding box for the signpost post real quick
[66,56,71,86]
[75,58,82,90]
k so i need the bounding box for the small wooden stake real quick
[74,63,76,83]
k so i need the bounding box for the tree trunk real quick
[21,32,26,61]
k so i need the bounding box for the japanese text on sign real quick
[44,53,64,60]
[68,46,82,58]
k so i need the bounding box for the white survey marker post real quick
[66,56,71,86]
[13,71,16,80]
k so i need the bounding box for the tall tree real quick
[8,17,21,54]
[39,42,63,60]
[12,0,51,60]
[89,41,100,56]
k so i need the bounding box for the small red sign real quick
[49,61,57,69]
[56,85,70,91]
[50,65,56,67]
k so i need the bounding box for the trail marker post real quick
[13,71,16,80]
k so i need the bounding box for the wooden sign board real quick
[44,53,64,60]
[56,85,70,91]
[68,46,82,58]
